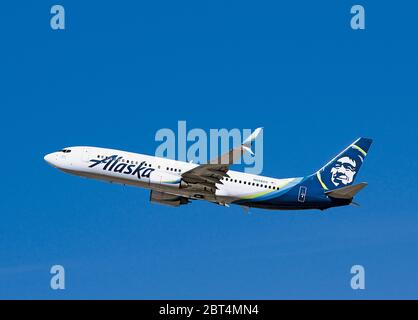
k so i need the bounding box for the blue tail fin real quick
[315,138,373,191]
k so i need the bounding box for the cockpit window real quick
[59,149,72,153]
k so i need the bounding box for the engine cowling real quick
[149,171,183,188]
[150,190,190,207]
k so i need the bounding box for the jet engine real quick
[150,190,190,207]
[149,171,188,188]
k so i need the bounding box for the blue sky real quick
[0,1,417,299]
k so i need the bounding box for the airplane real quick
[44,129,372,211]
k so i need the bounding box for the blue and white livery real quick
[44,129,373,211]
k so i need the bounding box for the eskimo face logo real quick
[88,155,154,180]
[330,156,357,186]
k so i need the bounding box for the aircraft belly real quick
[60,168,150,188]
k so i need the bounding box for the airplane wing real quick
[181,128,262,192]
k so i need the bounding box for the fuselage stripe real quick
[316,171,328,190]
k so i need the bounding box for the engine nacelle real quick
[150,190,190,207]
[149,171,182,188]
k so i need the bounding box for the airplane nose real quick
[44,153,57,166]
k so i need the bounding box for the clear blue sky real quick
[0,1,417,299]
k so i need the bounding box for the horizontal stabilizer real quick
[325,182,368,199]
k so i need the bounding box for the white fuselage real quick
[44,146,300,206]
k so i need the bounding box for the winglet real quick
[209,127,262,165]
[242,145,254,156]
[243,127,263,147]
